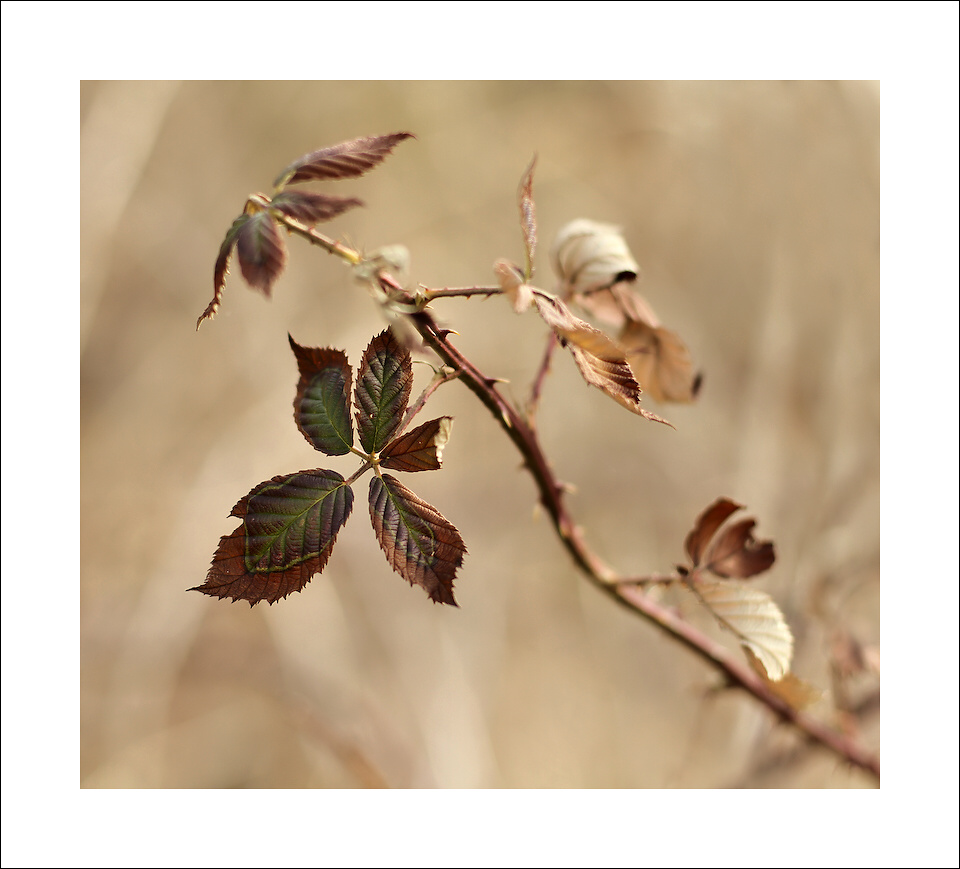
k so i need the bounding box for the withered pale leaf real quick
[684,498,744,566]
[572,280,658,330]
[381,417,453,472]
[270,190,363,225]
[494,259,534,314]
[368,474,466,605]
[551,219,640,295]
[236,210,287,296]
[274,132,414,187]
[693,578,794,681]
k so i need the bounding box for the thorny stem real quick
[280,231,879,780]
[419,285,502,301]
[375,270,880,782]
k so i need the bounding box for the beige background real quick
[80,80,879,788]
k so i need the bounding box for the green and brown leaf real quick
[368,474,466,605]
[289,335,354,456]
[192,469,354,605]
[355,329,412,454]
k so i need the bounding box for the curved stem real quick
[375,271,879,782]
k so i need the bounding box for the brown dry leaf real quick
[620,319,702,404]
[518,155,537,280]
[683,498,776,580]
[743,649,823,710]
[704,518,776,579]
[685,498,743,566]
[494,259,534,314]
[533,291,670,425]
[693,578,794,681]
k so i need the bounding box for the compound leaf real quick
[270,190,363,225]
[368,474,465,606]
[197,213,249,329]
[192,469,354,605]
[692,578,794,681]
[236,210,287,296]
[355,329,412,454]
[289,335,354,455]
[274,132,414,188]
[381,416,452,472]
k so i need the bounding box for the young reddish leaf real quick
[192,469,354,605]
[690,578,794,681]
[620,319,702,404]
[368,474,466,605]
[518,155,537,280]
[684,498,743,566]
[197,213,249,329]
[704,518,776,579]
[534,292,671,425]
[273,132,414,187]
[381,416,453,472]
[289,335,354,456]
[355,329,412,454]
[270,191,363,225]
[236,210,287,296]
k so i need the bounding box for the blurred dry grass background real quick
[80,80,879,788]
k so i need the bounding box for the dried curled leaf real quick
[534,291,670,425]
[192,469,354,606]
[743,649,823,710]
[551,219,639,295]
[380,417,452,472]
[274,132,414,187]
[270,191,363,225]
[684,498,775,579]
[197,214,248,329]
[289,335,354,456]
[236,210,287,296]
[693,578,794,681]
[518,155,537,280]
[620,319,702,404]
[494,259,534,314]
[355,329,413,454]
[369,473,466,605]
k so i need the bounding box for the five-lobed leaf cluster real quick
[192,329,465,606]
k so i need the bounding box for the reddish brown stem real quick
[381,271,879,782]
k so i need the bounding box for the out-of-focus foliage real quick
[81,81,878,788]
